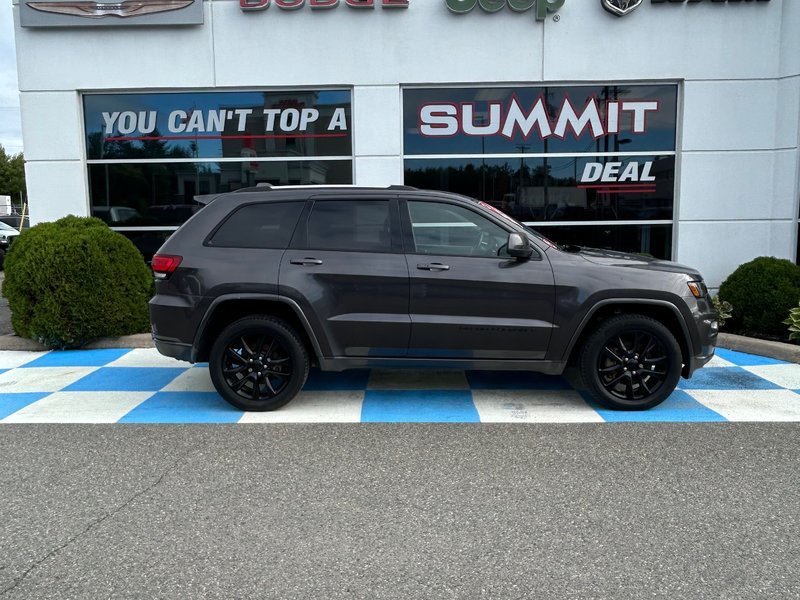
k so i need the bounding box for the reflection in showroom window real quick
[403,85,677,259]
[83,89,354,261]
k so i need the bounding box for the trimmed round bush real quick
[718,256,800,335]
[2,215,154,349]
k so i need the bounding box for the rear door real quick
[402,198,555,360]
[280,196,410,358]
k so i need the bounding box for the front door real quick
[403,199,555,360]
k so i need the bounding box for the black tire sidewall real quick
[580,315,682,411]
[209,317,309,411]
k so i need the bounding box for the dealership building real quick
[11,0,800,288]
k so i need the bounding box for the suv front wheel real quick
[209,316,309,411]
[579,314,682,410]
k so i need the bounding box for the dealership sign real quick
[100,106,348,136]
[419,98,658,140]
[83,90,353,161]
[604,0,770,18]
[20,0,203,26]
[240,0,408,11]
[445,0,564,20]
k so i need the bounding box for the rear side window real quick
[306,200,392,252]
[209,202,304,249]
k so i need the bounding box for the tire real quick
[209,316,309,411]
[0,248,5,271]
[579,314,682,411]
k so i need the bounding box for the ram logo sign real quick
[601,0,641,17]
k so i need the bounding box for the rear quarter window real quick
[208,201,304,249]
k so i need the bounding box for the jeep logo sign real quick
[445,0,565,21]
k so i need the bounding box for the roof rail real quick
[387,185,417,191]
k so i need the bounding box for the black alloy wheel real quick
[580,314,682,410]
[209,316,309,411]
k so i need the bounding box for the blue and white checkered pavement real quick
[0,347,799,423]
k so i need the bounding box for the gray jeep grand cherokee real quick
[149,185,718,412]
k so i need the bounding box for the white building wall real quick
[12,0,800,288]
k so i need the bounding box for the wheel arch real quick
[564,300,693,378]
[192,295,324,364]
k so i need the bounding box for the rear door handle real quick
[290,258,323,266]
[417,263,450,271]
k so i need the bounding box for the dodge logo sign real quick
[601,0,642,17]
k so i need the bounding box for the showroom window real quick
[83,90,353,260]
[403,85,678,259]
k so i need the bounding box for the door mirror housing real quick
[507,232,533,259]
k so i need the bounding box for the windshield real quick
[0,221,19,233]
[475,200,563,250]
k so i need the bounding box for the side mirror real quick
[507,232,533,259]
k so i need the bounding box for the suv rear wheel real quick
[209,316,309,411]
[579,314,682,410]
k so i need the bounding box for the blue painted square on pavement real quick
[0,392,51,420]
[714,348,788,367]
[585,390,728,423]
[63,367,186,392]
[303,368,370,391]
[118,392,242,423]
[22,349,133,368]
[361,390,480,423]
[678,367,781,391]
[465,370,572,390]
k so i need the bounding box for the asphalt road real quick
[1,423,798,599]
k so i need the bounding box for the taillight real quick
[151,254,182,279]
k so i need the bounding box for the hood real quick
[575,247,702,278]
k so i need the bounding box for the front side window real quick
[407,201,508,258]
[306,200,392,253]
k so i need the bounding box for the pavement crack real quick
[0,454,185,597]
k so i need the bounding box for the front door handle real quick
[417,263,450,271]
[290,258,323,266]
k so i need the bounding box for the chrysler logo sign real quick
[21,0,203,26]
[27,0,193,18]
[601,0,641,17]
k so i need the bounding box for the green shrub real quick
[784,303,800,342]
[711,295,733,327]
[718,256,800,335]
[2,215,154,349]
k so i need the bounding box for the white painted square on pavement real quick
[2,391,153,423]
[706,355,736,368]
[239,391,364,423]
[742,364,800,390]
[0,351,47,370]
[472,390,604,423]
[367,369,469,390]
[161,368,216,392]
[0,366,98,393]
[686,389,800,422]
[106,348,190,369]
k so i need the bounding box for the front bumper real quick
[685,308,718,378]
